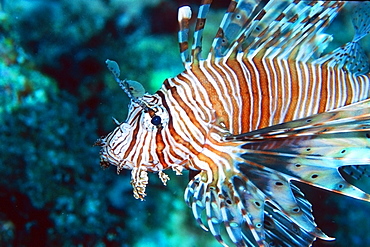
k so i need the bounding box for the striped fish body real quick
[97,1,370,246]
[166,58,370,134]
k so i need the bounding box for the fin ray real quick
[228,98,370,201]
[241,1,344,61]
[178,6,192,66]
[208,0,345,62]
[313,2,370,75]
[210,0,261,59]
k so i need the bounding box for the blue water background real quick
[0,1,369,246]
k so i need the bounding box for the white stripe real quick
[311,64,320,115]
[298,62,310,119]
[326,65,333,111]
[276,58,287,122]
[293,61,303,120]
[337,68,345,108]
[262,56,275,126]
[352,72,359,102]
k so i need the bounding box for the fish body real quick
[97,1,370,246]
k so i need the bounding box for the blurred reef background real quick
[0,0,369,246]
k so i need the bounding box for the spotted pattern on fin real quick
[210,0,261,58]
[314,2,370,75]
[352,2,370,42]
[229,98,370,201]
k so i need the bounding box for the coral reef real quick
[0,0,369,247]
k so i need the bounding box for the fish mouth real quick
[98,149,114,169]
[94,137,129,169]
[95,137,158,172]
[99,148,135,172]
[94,138,112,168]
[95,138,119,169]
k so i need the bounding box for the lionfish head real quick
[96,93,170,171]
[96,61,174,199]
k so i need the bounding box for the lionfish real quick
[96,0,370,246]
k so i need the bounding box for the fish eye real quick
[140,104,168,131]
[151,115,162,126]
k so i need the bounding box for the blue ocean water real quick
[0,1,369,247]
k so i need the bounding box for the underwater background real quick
[0,0,369,246]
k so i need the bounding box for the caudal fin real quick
[314,2,370,75]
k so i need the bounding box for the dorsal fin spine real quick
[178,6,192,68]
[243,1,345,61]
[191,1,212,66]
[210,0,262,60]
[201,0,348,65]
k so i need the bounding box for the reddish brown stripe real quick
[215,27,225,39]
[202,0,213,4]
[242,58,259,130]
[155,131,167,168]
[305,63,315,113]
[227,1,237,12]
[255,9,266,21]
[335,68,340,108]
[179,42,189,53]
[195,18,206,31]
[318,65,328,113]
[178,18,190,31]
[307,1,316,7]
[298,62,310,113]
[288,14,298,23]
[275,13,285,21]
